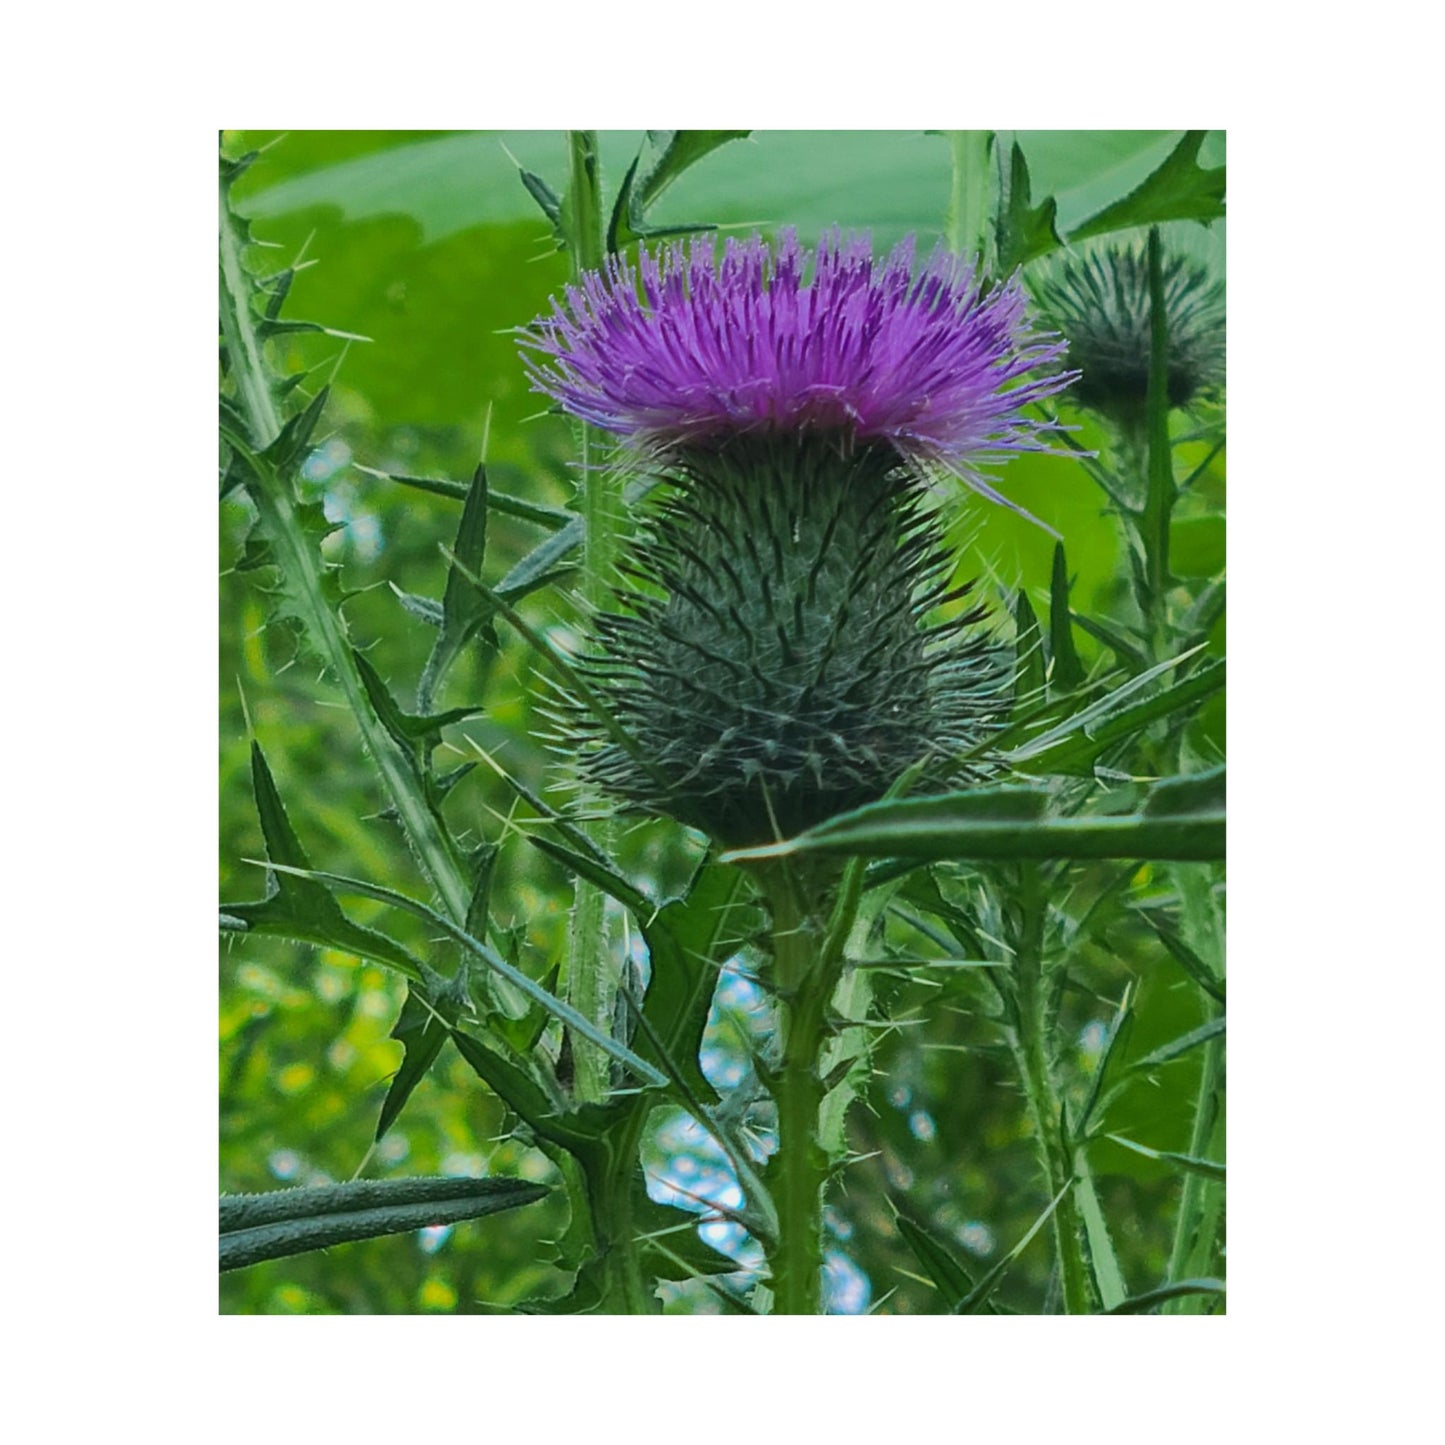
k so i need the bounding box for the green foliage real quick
[220,129,1225,1315]
[220,1175,548,1272]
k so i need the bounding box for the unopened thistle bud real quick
[519,230,1074,847]
[1030,242,1225,427]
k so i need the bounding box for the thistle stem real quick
[945,130,993,261]
[1009,863,1093,1315]
[756,863,833,1315]
[562,130,621,1105]
[219,169,472,925]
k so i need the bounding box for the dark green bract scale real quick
[1031,244,1224,425]
[570,434,1008,847]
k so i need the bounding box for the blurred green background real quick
[220,130,1224,1314]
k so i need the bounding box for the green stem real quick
[1141,226,1176,663]
[561,130,621,1105]
[945,130,993,260]
[1164,1027,1224,1311]
[1009,864,1093,1315]
[595,1107,655,1314]
[219,173,472,924]
[756,863,836,1315]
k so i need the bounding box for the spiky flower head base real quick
[520,230,1072,846]
[1030,242,1225,427]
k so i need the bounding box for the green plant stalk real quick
[219,176,472,926]
[1164,1027,1224,1312]
[1141,225,1176,662]
[751,860,862,1314]
[561,129,622,1106]
[758,864,828,1314]
[595,1105,655,1314]
[946,130,993,260]
[1008,863,1094,1315]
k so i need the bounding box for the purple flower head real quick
[519,228,1075,496]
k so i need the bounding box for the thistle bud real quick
[1030,242,1225,427]
[520,230,1074,846]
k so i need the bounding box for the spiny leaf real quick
[722,769,1225,866]
[1049,541,1085,692]
[1013,590,1045,715]
[1071,131,1225,243]
[263,385,330,474]
[221,741,422,979]
[518,167,563,234]
[608,130,751,251]
[219,1175,547,1272]
[352,649,483,752]
[1074,1155,1128,1310]
[375,966,468,1141]
[1135,905,1226,1003]
[895,1215,980,1312]
[357,463,575,529]
[995,140,1063,271]
[448,1030,613,1164]
[1003,654,1224,776]
[1127,1014,1225,1073]
[416,463,499,713]
[957,1182,1071,1313]
[251,859,669,1088]
[1106,1133,1225,1182]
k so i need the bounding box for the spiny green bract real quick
[566,434,1009,847]
[1030,243,1224,425]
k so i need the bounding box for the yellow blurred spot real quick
[272,1284,311,1313]
[419,1277,457,1311]
[276,1062,315,1095]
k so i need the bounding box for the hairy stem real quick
[945,130,993,261]
[1009,863,1094,1315]
[219,171,472,924]
[561,129,622,1105]
[755,862,840,1315]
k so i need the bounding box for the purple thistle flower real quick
[519,228,1074,501]
[521,230,1076,846]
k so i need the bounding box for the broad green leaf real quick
[221,742,423,979]
[1070,131,1225,243]
[241,130,1207,254]
[219,1175,547,1272]
[722,769,1225,866]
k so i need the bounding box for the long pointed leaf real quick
[219,1175,547,1271]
